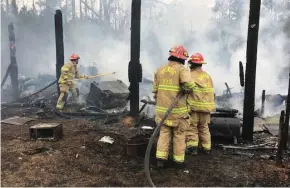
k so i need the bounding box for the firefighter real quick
[186,53,215,155]
[153,45,196,168]
[56,54,88,111]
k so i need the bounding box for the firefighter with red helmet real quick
[153,45,196,168]
[186,53,215,155]
[56,54,89,111]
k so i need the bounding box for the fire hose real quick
[69,72,116,81]
[144,91,183,187]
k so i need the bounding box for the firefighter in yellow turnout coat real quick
[153,45,195,168]
[186,53,215,155]
[56,54,88,111]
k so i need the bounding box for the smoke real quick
[1,0,289,115]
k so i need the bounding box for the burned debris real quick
[1,0,290,187]
[86,80,129,110]
[30,123,63,141]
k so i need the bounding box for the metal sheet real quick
[86,80,129,109]
[254,117,266,132]
[1,116,35,125]
[263,124,279,136]
[30,123,61,129]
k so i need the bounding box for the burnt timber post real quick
[8,23,20,100]
[284,73,290,148]
[261,90,265,117]
[54,10,64,96]
[239,61,245,87]
[276,110,285,166]
[128,0,142,118]
[242,0,261,141]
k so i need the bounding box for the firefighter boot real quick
[203,149,211,155]
[186,147,198,155]
[172,162,185,169]
[56,101,65,112]
[156,159,165,168]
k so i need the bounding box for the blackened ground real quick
[1,108,290,187]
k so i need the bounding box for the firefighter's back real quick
[155,61,189,123]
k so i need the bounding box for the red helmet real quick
[169,45,189,60]
[70,53,80,60]
[188,53,206,64]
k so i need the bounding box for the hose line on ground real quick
[144,91,183,187]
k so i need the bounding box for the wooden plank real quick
[1,116,35,126]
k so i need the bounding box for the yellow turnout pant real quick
[186,111,211,150]
[56,82,78,110]
[156,118,190,163]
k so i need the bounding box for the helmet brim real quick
[70,57,80,60]
[188,61,206,64]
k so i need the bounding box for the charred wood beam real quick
[54,10,64,96]
[225,82,232,97]
[128,0,142,118]
[242,0,261,141]
[8,23,20,100]
[61,111,124,117]
[261,90,265,117]
[1,64,11,89]
[276,110,285,166]
[239,61,245,87]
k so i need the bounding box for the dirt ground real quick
[1,107,290,187]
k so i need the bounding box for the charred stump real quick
[261,90,265,117]
[128,0,142,118]
[54,10,64,96]
[242,0,261,141]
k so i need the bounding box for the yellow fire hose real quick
[68,72,116,81]
[144,91,183,187]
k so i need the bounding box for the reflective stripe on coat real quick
[187,68,215,113]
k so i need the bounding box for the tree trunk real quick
[8,23,20,100]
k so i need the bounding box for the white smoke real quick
[1,0,289,115]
